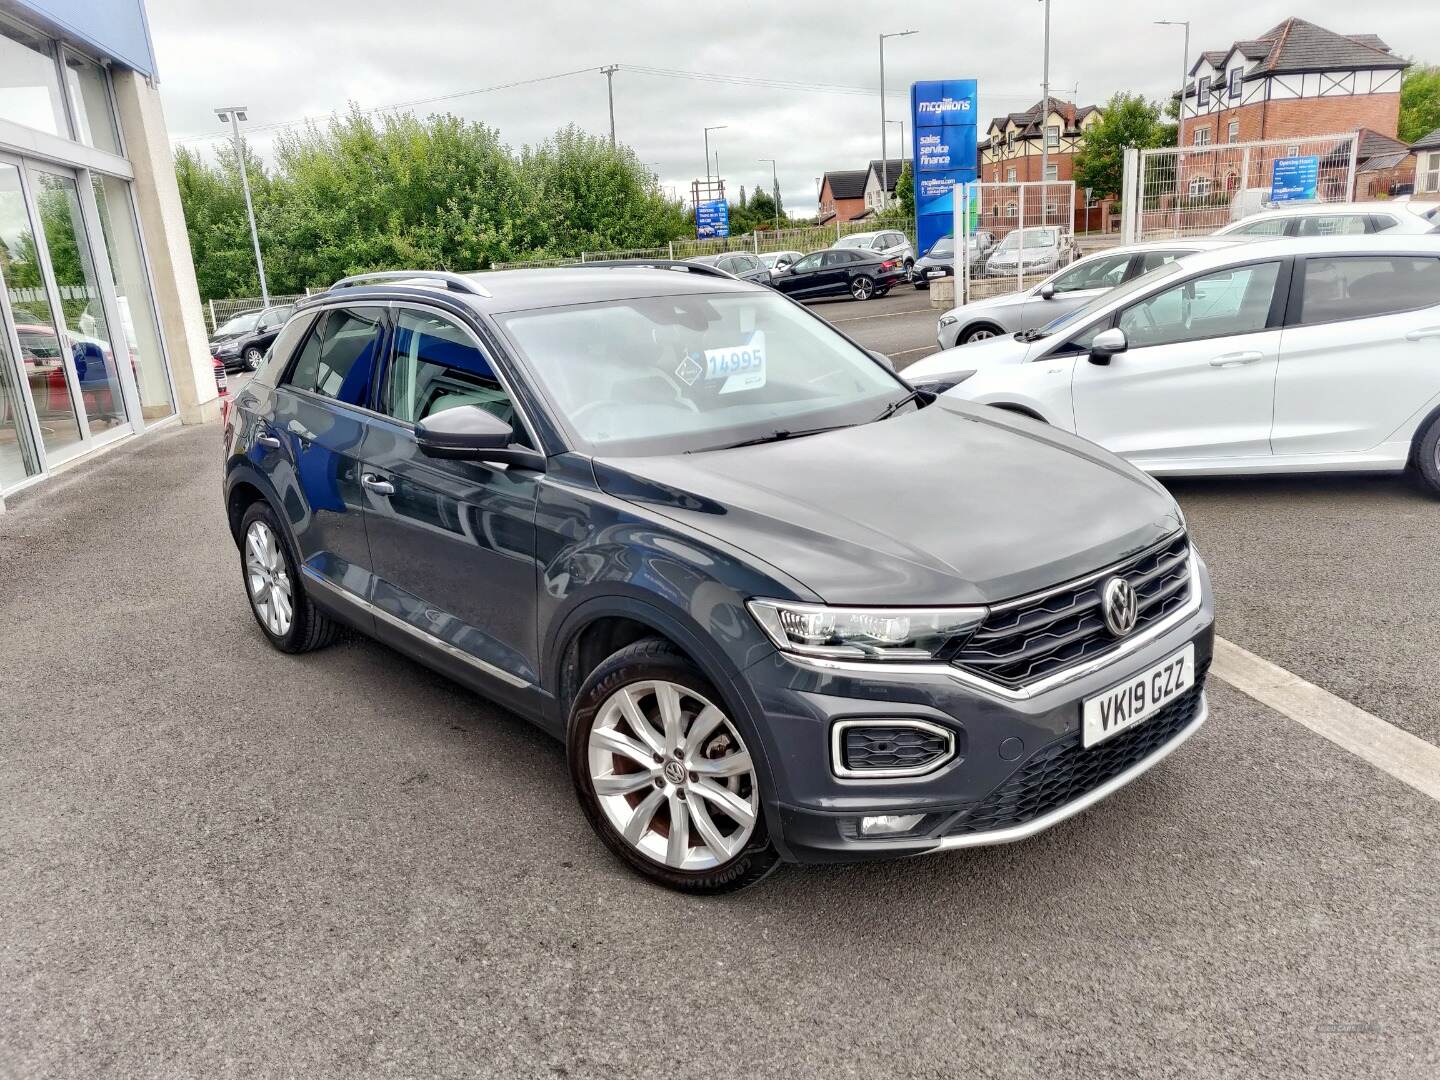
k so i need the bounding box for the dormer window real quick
[1228,67,1242,100]
[1197,76,1211,109]
[1007,129,1016,150]
[1046,125,1060,149]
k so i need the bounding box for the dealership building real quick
[0,0,214,506]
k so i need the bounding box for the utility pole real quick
[215,106,268,305]
[758,158,780,230]
[879,30,918,211]
[1040,0,1051,191]
[600,65,618,147]
[1156,20,1191,235]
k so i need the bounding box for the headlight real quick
[212,341,239,356]
[747,599,986,661]
[938,315,958,327]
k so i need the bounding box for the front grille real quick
[939,672,1206,838]
[842,725,950,772]
[952,533,1191,690]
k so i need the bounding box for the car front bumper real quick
[738,551,1216,864]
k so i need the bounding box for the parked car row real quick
[223,260,1216,893]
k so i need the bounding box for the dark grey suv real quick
[222,264,1214,893]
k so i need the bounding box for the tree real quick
[894,161,914,219]
[1400,64,1440,143]
[1073,92,1174,201]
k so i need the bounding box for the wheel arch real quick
[959,320,1005,342]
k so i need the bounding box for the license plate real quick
[926,268,945,277]
[1082,643,1195,748]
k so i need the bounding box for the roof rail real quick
[575,259,734,280]
[329,270,492,297]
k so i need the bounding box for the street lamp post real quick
[879,30,917,211]
[1039,0,1052,189]
[703,124,727,196]
[757,158,781,230]
[1156,19,1191,235]
[215,106,268,305]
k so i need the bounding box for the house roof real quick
[1193,17,1407,81]
[821,169,868,200]
[1356,129,1409,162]
[1414,127,1440,152]
[985,98,1100,137]
[866,159,906,192]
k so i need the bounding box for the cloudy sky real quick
[151,0,1436,215]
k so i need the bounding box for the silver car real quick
[937,239,1235,348]
[760,249,804,278]
[980,226,1076,279]
[835,229,917,277]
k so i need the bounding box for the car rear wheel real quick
[242,345,264,371]
[239,502,339,653]
[961,325,998,344]
[568,637,779,894]
[1414,414,1440,496]
[850,275,876,301]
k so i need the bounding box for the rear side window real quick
[381,307,529,444]
[252,310,317,387]
[1230,218,1288,237]
[1134,250,1188,275]
[823,251,851,267]
[1296,256,1440,325]
[285,306,384,407]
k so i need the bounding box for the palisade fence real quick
[204,219,918,325]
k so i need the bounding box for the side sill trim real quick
[300,568,532,689]
[926,693,1208,852]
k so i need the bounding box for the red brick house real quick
[1179,18,1409,149]
[978,98,1105,226]
[817,169,868,224]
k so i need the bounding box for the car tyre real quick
[568,637,780,894]
[243,345,264,371]
[1414,414,1440,496]
[850,275,876,301]
[961,325,999,344]
[239,501,339,654]
[903,258,914,279]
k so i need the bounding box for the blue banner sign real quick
[1271,156,1319,203]
[911,79,979,258]
[696,199,730,239]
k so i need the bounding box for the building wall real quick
[817,179,867,222]
[1181,93,1402,146]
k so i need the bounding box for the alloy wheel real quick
[587,680,758,871]
[966,328,996,343]
[244,520,293,637]
[243,347,263,371]
[851,277,875,300]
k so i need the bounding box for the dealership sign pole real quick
[911,79,978,271]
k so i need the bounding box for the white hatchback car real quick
[1216,200,1438,239]
[902,235,1440,491]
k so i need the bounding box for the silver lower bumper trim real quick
[927,692,1208,852]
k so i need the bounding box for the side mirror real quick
[1088,327,1128,366]
[1039,282,1056,300]
[869,350,895,371]
[415,405,544,469]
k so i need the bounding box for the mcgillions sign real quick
[909,80,979,259]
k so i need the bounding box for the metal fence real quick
[954,181,1076,302]
[206,293,309,333]
[492,219,916,270]
[1122,132,1360,243]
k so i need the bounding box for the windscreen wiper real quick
[692,423,854,452]
[872,389,924,422]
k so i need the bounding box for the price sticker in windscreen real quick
[704,331,766,395]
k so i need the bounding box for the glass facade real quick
[0,12,177,493]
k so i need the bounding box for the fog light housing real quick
[860,814,926,836]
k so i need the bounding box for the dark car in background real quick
[687,252,772,284]
[210,304,296,372]
[222,263,1213,894]
[771,246,908,301]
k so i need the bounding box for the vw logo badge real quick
[1102,577,1139,637]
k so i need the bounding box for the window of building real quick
[1286,144,1300,157]
[1006,167,1017,182]
[1046,125,1059,149]
[1228,67,1243,100]
[61,50,121,155]
[1044,164,1059,182]
[1197,77,1211,110]
[1424,152,1440,193]
[1193,127,1211,147]
[1007,129,1016,149]
[1297,256,1440,324]
[287,307,385,407]
[1188,176,1213,198]
[1005,201,1017,219]
[1227,121,1239,144]
[0,17,70,137]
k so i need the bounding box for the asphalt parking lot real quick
[3,308,1439,1078]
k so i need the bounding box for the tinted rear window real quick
[1296,256,1440,325]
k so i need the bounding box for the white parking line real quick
[1212,637,1440,803]
[830,308,933,324]
[889,346,935,358]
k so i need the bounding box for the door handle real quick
[1209,351,1265,368]
[361,473,395,497]
[1405,327,1440,342]
[256,434,281,449]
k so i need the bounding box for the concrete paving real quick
[2,419,1438,1079]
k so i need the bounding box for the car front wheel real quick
[850,275,876,301]
[568,637,779,893]
[242,345,264,371]
[961,325,998,344]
